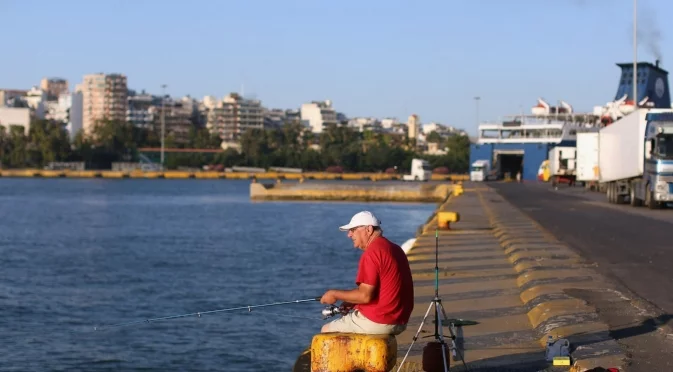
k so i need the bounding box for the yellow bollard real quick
[310,333,397,372]
[437,211,460,230]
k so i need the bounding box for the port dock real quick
[392,184,626,371]
[0,169,468,182]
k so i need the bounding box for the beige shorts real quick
[322,310,407,335]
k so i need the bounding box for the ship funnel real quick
[614,61,671,108]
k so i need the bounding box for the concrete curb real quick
[477,189,628,372]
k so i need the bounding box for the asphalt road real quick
[489,182,673,372]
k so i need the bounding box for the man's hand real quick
[320,290,337,305]
[339,301,355,315]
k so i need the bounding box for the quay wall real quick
[0,169,469,182]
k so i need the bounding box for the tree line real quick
[0,119,470,173]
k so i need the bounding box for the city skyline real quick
[1,0,671,135]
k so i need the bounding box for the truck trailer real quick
[576,131,600,191]
[600,109,673,208]
[547,146,577,187]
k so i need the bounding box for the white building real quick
[422,122,465,137]
[380,118,398,129]
[69,91,83,141]
[24,86,47,119]
[426,142,448,155]
[422,122,443,135]
[347,117,381,132]
[46,93,72,123]
[201,95,220,110]
[44,91,83,141]
[388,123,408,135]
[0,107,31,135]
[301,100,338,133]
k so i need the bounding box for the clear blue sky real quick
[1,0,670,135]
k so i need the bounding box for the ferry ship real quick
[469,60,672,181]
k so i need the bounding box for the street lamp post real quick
[161,84,167,169]
[633,0,638,109]
[474,96,481,127]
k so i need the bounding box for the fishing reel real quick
[321,305,348,319]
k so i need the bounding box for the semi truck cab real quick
[640,112,673,206]
[470,160,490,182]
[402,158,432,181]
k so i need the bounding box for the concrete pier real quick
[393,185,626,371]
[250,181,456,203]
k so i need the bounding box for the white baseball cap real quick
[339,211,381,231]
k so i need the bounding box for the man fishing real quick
[320,211,414,335]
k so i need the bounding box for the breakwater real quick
[0,169,469,182]
[250,181,457,202]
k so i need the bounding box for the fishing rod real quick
[93,296,334,331]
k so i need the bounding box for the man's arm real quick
[320,283,375,305]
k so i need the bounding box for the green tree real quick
[239,128,271,168]
[426,131,442,143]
[27,120,72,166]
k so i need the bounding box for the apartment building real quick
[149,97,196,144]
[347,117,382,132]
[263,108,302,128]
[205,93,263,140]
[0,89,28,107]
[40,78,69,101]
[127,91,155,129]
[81,73,128,135]
[127,92,198,143]
[300,100,338,134]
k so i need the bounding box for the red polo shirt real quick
[354,236,414,325]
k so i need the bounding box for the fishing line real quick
[4,296,331,345]
[93,297,322,331]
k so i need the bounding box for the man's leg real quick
[322,311,406,335]
[321,311,363,333]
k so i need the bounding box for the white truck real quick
[575,131,600,191]
[600,109,673,208]
[470,160,491,182]
[548,146,577,187]
[403,158,432,181]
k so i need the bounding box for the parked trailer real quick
[599,109,673,208]
[576,132,601,191]
[548,146,577,187]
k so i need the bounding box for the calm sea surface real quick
[0,179,435,372]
